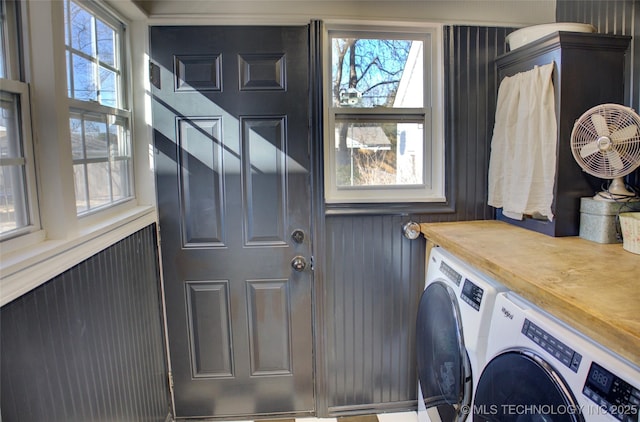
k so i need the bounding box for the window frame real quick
[0,79,40,241]
[0,0,40,241]
[323,22,445,205]
[64,0,134,216]
[1,0,155,306]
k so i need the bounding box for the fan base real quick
[594,192,638,201]
[593,178,637,201]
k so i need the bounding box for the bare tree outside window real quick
[331,36,424,188]
[333,38,411,108]
[64,0,132,214]
[325,25,442,204]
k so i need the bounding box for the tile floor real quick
[211,411,418,422]
[255,411,417,422]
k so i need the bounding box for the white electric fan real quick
[570,103,640,201]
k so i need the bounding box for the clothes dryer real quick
[474,292,640,422]
[417,247,508,422]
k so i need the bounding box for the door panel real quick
[186,281,233,378]
[178,118,225,246]
[151,26,313,419]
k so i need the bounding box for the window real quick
[64,0,132,214]
[324,24,444,204]
[0,0,39,240]
[1,0,155,305]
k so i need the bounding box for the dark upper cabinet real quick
[493,32,631,236]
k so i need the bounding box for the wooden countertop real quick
[420,220,640,368]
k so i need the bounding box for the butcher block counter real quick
[420,220,640,368]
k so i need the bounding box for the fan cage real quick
[570,104,640,178]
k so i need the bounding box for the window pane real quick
[110,158,131,201]
[334,120,423,187]
[109,116,129,158]
[1,92,23,158]
[96,20,116,66]
[98,66,117,107]
[69,1,95,56]
[0,11,6,79]
[64,0,70,46]
[1,0,19,80]
[87,161,110,208]
[109,119,132,203]
[66,51,73,98]
[74,163,88,213]
[0,165,28,234]
[84,116,108,159]
[72,53,97,101]
[70,116,84,159]
[331,37,422,108]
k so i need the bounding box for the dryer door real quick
[417,281,472,422]
[473,350,585,422]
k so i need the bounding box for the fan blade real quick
[610,124,638,143]
[579,140,600,158]
[606,149,624,170]
[591,114,610,137]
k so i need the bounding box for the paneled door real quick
[150,26,314,419]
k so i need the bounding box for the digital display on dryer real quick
[461,279,483,311]
[583,362,640,422]
[589,364,614,393]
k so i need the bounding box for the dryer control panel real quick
[583,362,640,422]
[440,260,462,286]
[461,279,483,311]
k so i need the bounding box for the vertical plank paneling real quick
[556,0,639,186]
[322,26,511,415]
[325,215,425,413]
[444,26,512,224]
[0,225,169,422]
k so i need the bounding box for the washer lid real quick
[474,350,584,422]
[417,281,472,422]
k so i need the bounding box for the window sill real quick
[324,200,455,216]
[0,205,157,307]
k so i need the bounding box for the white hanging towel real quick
[487,62,557,221]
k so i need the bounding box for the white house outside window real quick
[64,0,133,214]
[324,24,444,204]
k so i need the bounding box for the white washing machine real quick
[417,246,508,422]
[474,292,640,422]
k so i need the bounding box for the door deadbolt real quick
[291,229,305,244]
[291,256,307,272]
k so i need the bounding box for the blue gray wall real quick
[556,0,640,187]
[321,26,512,414]
[0,225,169,422]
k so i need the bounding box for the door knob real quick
[403,221,421,240]
[291,256,307,272]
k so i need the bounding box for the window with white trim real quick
[324,24,444,204]
[64,0,132,214]
[0,0,39,240]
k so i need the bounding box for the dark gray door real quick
[150,26,313,419]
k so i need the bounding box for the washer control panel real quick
[439,260,462,286]
[522,318,582,373]
[461,279,483,311]
[583,362,640,422]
